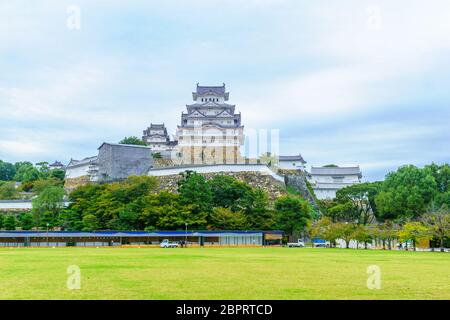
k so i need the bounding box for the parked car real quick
[287,239,305,248]
[312,239,330,248]
[160,239,179,248]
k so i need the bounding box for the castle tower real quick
[142,123,175,151]
[175,84,244,164]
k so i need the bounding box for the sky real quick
[1,0,450,181]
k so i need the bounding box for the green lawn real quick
[0,247,448,300]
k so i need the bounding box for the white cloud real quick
[0,0,449,180]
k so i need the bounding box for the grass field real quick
[0,247,449,300]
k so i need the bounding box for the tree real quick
[32,186,65,227]
[375,221,398,250]
[0,160,16,181]
[119,136,147,146]
[50,169,66,181]
[336,183,379,225]
[36,162,50,180]
[17,212,34,230]
[422,206,450,252]
[0,214,4,229]
[32,178,64,195]
[309,217,338,247]
[82,214,99,231]
[14,162,39,183]
[425,163,450,193]
[0,182,19,200]
[334,223,356,249]
[275,196,312,237]
[178,171,213,214]
[327,201,357,223]
[209,208,248,230]
[209,175,248,209]
[4,215,17,230]
[245,188,275,230]
[375,165,438,221]
[352,225,372,249]
[398,222,429,251]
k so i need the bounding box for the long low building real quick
[148,163,285,182]
[0,231,283,247]
[308,166,362,200]
[0,200,71,211]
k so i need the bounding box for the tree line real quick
[1,159,449,250]
[0,171,312,235]
[0,160,65,199]
[314,163,450,251]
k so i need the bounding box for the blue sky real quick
[1,0,450,181]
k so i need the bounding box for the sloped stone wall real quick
[155,171,286,201]
[283,171,320,211]
[64,176,91,192]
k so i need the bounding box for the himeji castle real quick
[63,82,362,199]
[175,83,245,164]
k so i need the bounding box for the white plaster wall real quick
[148,164,285,182]
[313,189,337,200]
[65,164,91,179]
[313,174,360,184]
[0,201,71,210]
[278,161,305,170]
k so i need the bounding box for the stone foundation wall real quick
[153,158,175,168]
[155,171,286,201]
[64,176,91,192]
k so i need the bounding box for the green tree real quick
[375,221,398,250]
[275,196,312,237]
[351,225,372,249]
[375,165,438,221]
[0,214,4,229]
[36,162,50,180]
[334,222,356,249]
[58,209,84,231]
[32,178,64,195]
[0,182,19,200]
[309,217,338,247]
[421,205,450,252]
[209,208,248,230]
[398,222,429,251]
[208,175,251,209]
[245,189,275,230]
[32,186,65,227]
[336,183,379,225]
[152,152,162,159]
[0,160,16,181]
[178,171,213,214]
[119,136,147,146]
[13,162,38,183]
[82,214,99,231]
[424,163,450,193]
[17,212,34,230]
[50,168,66,181]
[4,215,17,230]
[327,201,357,223]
